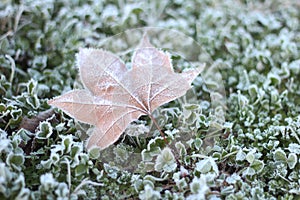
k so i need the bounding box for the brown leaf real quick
[19,109,55,132]
[48,35,205,150]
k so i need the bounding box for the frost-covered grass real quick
[0,0,300,199]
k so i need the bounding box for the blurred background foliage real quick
[0,0,300,199]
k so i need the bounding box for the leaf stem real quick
[149,114,182,168]
[148,114,168,145]
[5,55,15,83]
[62,158,71,199]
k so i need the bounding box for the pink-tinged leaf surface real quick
[77,48,127,99]
[48,35,205,150]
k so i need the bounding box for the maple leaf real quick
[48,35,205,150]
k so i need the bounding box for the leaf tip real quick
[140,32,153,48]
[182,63,206,85]
[47,98,55,106]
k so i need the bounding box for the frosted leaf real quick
[49,35,205,149]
